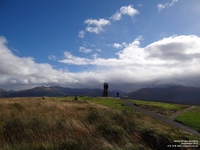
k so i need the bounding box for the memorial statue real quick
[102,82,109,97]
[117,92,119,97]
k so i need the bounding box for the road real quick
[123,99,200,137]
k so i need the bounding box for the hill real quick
[7,86,65,97]
[4,86,125,98]
[0,97,199,150]
[2,85,200,105]
[127,86,200,105]
[0,88,8,97]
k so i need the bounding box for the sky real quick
[0,0,200,92]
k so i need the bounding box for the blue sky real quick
[0,0,200,91]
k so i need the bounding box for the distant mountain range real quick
[1,86,200,105]
[127,86,200,105]
[0,86,125,98]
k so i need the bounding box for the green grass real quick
[130,99,190,117]
[56,96,125,110]
[175,106,200,132]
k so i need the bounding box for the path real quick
[169,106,196,120]
[123,99,200,137]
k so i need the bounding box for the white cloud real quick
[157,0,179,11]
[0,37,78,90]
[113,43,122,49]
[61,35,200,67]
[157,4,166,12]
[60,35,200,89]
[79,5,139,38]
[111,5,139,21]
[48,55,57,61]
[78,30,85,38]
[1,35,200,91]
[59,52,91,65]
[84,18,111,34]
[145,35,200,62]
[79,46,92,53]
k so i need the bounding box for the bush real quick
[97,122,124,143]
[140,128,172,150]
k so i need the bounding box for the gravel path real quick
[169,106,196,120]
[123,99,200,137]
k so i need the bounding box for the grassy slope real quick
[0,97,199,150]
[175,106,200,132]
[131,99,190,117]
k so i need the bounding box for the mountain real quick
[127,86,200,105]
[50,86,103,97]
[3,85,200,105]
[5,86,125,98]
[7,86,65,97]
[50,86,126,97]
[0,88,8,97]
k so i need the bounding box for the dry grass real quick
[0,97,199,150]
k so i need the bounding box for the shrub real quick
[140,128,172,150]
[97,123,124,143]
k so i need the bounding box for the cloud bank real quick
[1,35,200,91]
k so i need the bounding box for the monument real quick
[102,82,109,97]
[117,92,119,97]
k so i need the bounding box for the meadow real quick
[0,97,199,150]
[175,106,200,133]
[130,99,190,117]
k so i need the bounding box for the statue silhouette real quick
[103,82,109,97]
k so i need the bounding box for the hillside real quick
[3,86,125,98]
[1,85,200,105]
[7,86,65,97]
[0,97,199,150]
[0,88,8,97]
[127,86,200,105]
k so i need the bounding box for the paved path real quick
[123,100,200,137]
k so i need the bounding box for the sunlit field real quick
[0,97,199,150]
[175,106,200,132]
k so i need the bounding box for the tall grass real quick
[0,97,199,150]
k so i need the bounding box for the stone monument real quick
[117,92,119,97]
[102,82,109,97]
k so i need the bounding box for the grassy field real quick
[0,97,199,150]
[72,96,125,109]
[175,106,200,132]
[130,99,190,117]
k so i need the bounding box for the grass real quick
[0,97,199,150]
[55,96,125,110]
[175,106,200,132]
[130,99,190,117]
